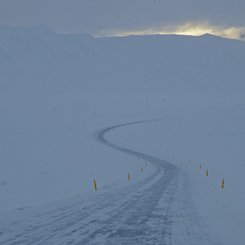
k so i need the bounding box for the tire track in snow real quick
[0,120,223,244]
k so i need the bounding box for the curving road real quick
[0,121,222,244]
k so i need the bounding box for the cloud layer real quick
[99,22,245,41]
[0,0,245,40]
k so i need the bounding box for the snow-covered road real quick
[0,121,222,244]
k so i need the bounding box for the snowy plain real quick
[0,26,245,244]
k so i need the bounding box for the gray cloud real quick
[0,0,245,35]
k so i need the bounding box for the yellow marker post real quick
[221,179,225,189]
[205,170,209,177]
[93,179,97,191]
[128,173,131,181]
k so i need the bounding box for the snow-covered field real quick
[0,26,245,244]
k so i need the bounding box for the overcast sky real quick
[0,0,245,37]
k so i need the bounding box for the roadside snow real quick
[0,26,245,244]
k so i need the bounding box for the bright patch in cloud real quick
[97,22,245,41]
